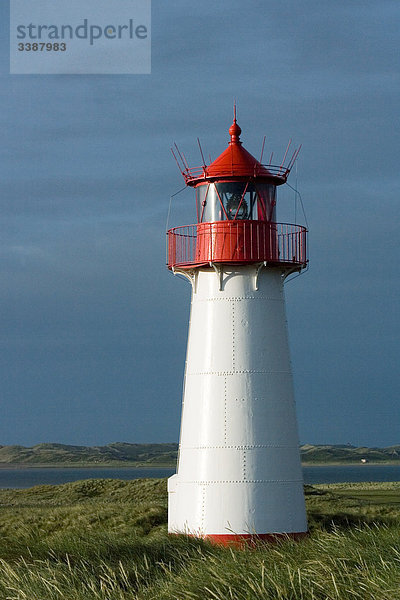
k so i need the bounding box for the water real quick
[0,464,399,489]
[303,464,400,485]
[0,467,175,489]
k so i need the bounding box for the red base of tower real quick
[204,532,309,548]
[171,532,309,548]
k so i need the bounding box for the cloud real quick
[0,0,398,445]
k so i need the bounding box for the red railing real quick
[180,163,291,185]
[167,221,307,269]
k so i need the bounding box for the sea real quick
[0,464,399,489]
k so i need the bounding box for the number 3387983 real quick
[18,43,67,51]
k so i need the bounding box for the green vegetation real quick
[301,444,400,464]
[1,442,399,467]
[0,442,178,467]
[0,479,399,599]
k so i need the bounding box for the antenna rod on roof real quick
[287,148,298,172]
[174,143,189,171]
[278,139,292,174]
[233,100,237,122]
[180,149,190,171]
[171,147,185,176]
[197,138,206,167]
[260,136,266,163]
[287,144,302,172]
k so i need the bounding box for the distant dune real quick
[0,442,178,467]
[0,442,399,467]
[300,444,400,464]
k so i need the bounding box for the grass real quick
[0,479,399,599]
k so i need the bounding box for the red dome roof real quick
[174,119,296,187]
[206,122,274,180]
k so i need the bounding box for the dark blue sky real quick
[1,1,399,447]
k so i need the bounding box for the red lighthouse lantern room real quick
[168,117,307,271]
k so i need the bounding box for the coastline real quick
[0,463,176,470]
[0,461,399,470]
[302,461,400,467]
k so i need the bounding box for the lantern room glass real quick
[197,182,276,223]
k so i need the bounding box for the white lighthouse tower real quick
[167,116,308,546]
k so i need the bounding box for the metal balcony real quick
[167,221,307,270]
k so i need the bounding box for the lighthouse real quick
[167,115,308,546]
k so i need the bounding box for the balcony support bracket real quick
[210,262,224,291]
[282,265,302,282]
[172,267,198,292]
[254,262,268,290]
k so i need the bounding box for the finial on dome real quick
[229,102,242,143]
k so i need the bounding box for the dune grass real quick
[0,479,399,599]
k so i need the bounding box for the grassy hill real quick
[0,478,399,598]
[0,442,178,466]
[0,442,399,466]
[300,443,400,464]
